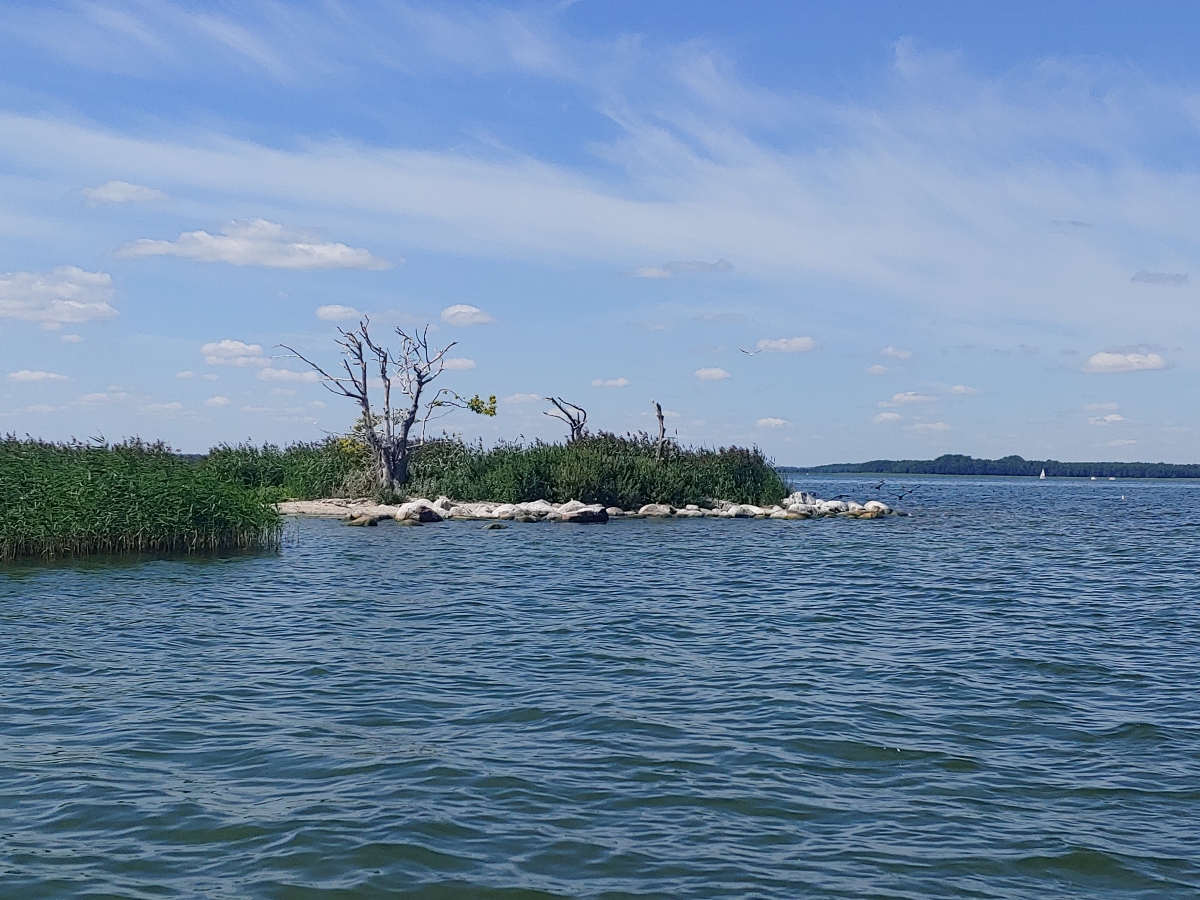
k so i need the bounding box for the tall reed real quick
[406,434,789,508]
[0,437,280,560]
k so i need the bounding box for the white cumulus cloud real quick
[82,180,168,204]
[256,367,320,382]
[143,401,183,414]
[755,336,816,353]
[120,219,392,270]
[949,385,977,395]
[0,266,118,325]
[756,417,787,427]
[1084,402,1119,412]
[694,367,730,381]
[205,396,232,407]
[175,370,195,379]
[873,412,902,423]
[442,357,477,371]
[910,421,951,432]
[591,377,629,387]
[315,304,361,322]
[1083,352,1167,373]
[503,392,543,404]
[8,369,69,382]
[635,259,733,279]
[883,346,912,359]
[867,365,888,375]
[885,392,937,405]
[1088,413,1127,425]
[441,304,494,326]
[61,334,83,343]
[202,339,266,367]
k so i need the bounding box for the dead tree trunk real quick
[652,400,666,459]
[544,397,587,442]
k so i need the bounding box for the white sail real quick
[1039,469,1046,479]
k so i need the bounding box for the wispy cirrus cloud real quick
[82,180,167,204]
[1131,270,1186,286]
[881,391,936,406]
[755,337,815,353]
[635,260,733,279]
[120,219,392,270]
[257,367,320,383]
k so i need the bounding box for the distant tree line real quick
[779,454,1200,479]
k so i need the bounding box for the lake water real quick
[3,476,1199,899]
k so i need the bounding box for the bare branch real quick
[544,397,588,441]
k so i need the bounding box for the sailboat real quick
[1039,469,1046,479]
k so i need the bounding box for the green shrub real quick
[0,437,280,560]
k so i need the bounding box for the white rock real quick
[638,503,674,516]
[864,500,891,513]
[819,500,849,513]
[674,508,704,518]
[558,500,586,513]
[492,504,520,519]
[559,504,609,523]
[847,502,865,512]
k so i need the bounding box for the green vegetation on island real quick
[1,434,785,560]
[209,434,788,510]
[781,454,1200,479]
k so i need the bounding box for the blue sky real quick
[2,1,1200,463]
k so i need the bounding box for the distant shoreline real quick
[779,454,1200,480]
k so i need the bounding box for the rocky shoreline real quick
[278,491,898,526]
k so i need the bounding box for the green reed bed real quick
[196,434,786,508]
[407,434,789,508]
[202,438,371,502]
[0,438,281,560]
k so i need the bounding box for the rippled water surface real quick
[3,476,1200,899]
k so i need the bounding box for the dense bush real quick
[0,437,280,560]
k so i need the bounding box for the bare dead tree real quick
[544,397,588,442]
[651,400,666,460]
[282,318,471,494]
